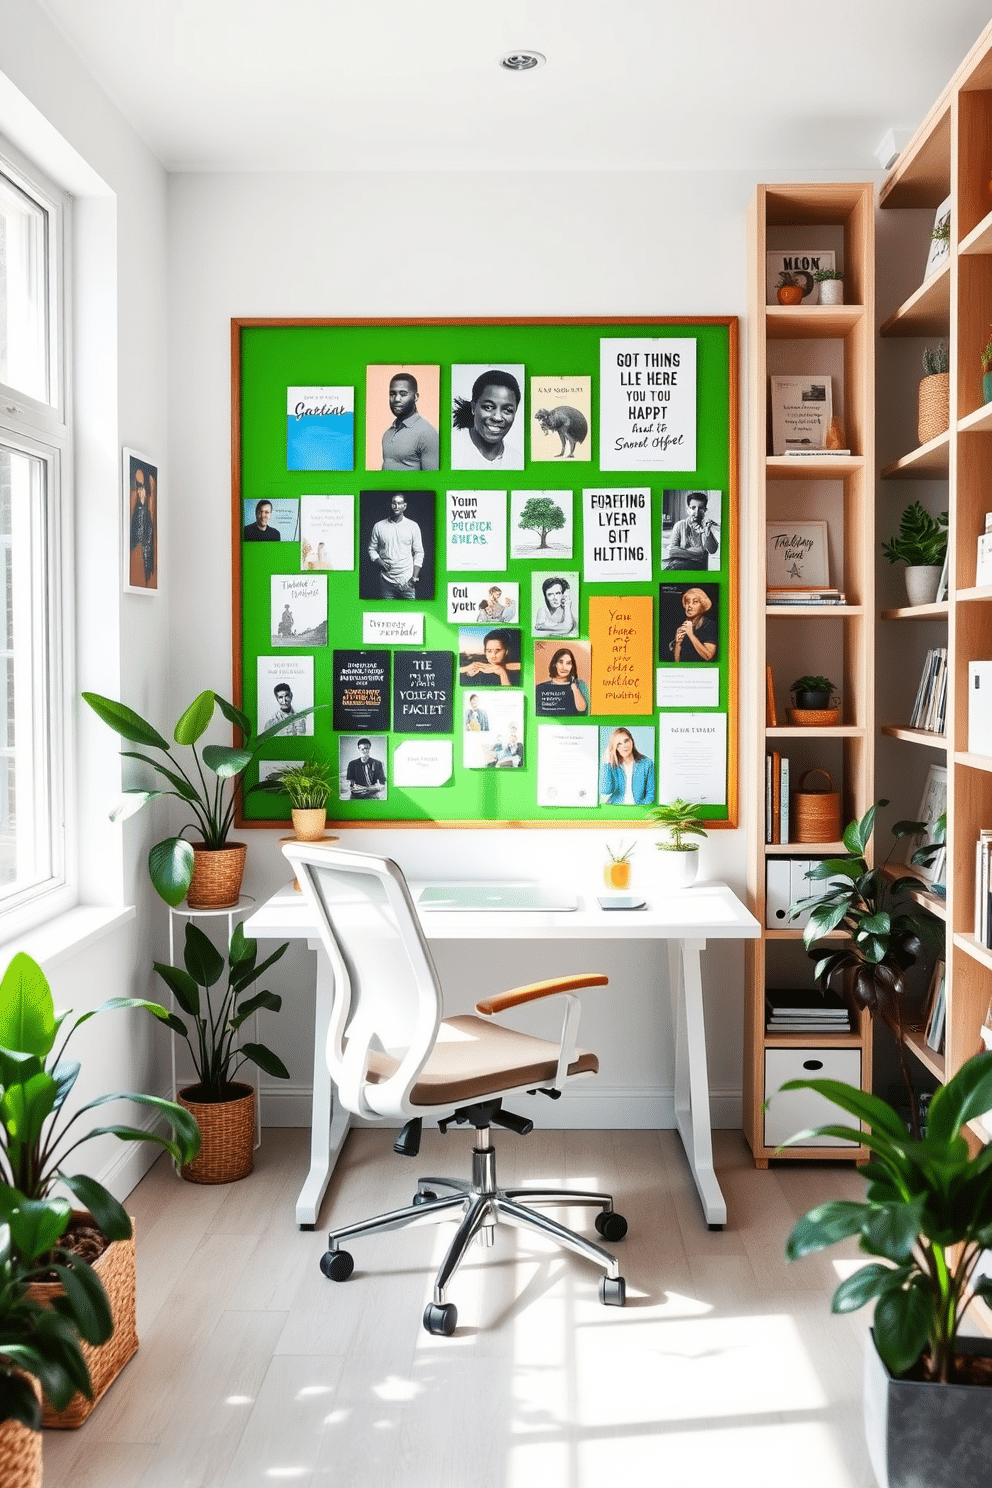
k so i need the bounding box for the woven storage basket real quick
[0,1379,42,1488]
[918,372,950,445]
[186,842,247,909]
[179,1083,254,1183]
[27,1216,138,1429]
[792,768,842,844]
[786,706,841,727]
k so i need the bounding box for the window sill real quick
[0,904,135,971]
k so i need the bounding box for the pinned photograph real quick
[510,489,573,559]
[366,365,440,472]
[287,386,354,471]
[451,364,525,470]
[463,691,525,770]
[662,489,722,572]
[270,574,327,648]
[534,640,591,718]
[458,626,522,688]
[359,490,436,601]
[447,581,519,624]
[530,377,591,462]
[531,572,579,637]
[257,657,314,737]
[243,498,299,544]
[301,495,354,570]
[598,725,656,807]
[124,447,158,593]
[659,584,719,665]
[339,734,388,802]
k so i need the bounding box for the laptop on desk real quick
[417,884,578,912]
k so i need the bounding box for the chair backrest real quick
[283,842,443,1119]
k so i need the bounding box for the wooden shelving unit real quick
[879,19,992,1135]
[744,182,875,1167]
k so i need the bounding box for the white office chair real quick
[285,841,627,1336]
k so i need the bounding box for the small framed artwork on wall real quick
[123,447,159,594]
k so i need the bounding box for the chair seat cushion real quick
[365,1014,598,1107]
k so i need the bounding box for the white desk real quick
[243,880,759,1230]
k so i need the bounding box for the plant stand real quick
[168,897,261,1152]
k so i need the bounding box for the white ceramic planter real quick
[864,1331,992,1488]
[654,848,699,890]
[818,278,844,305]
[904,564,942,607]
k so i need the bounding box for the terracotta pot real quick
[179,1083,254,1183]
[0,1378,42,1487]
[292,807,328,842]
[604,861,631,890]
[27,1214,138,1428]
[186,842,247,909]
[776,284,804,305]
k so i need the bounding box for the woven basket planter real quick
[0,1378,42,1488]
[186,842,247,909]
[291,808,328,842]
[27,1216,138,1429]
[792,768,842,844]
[918,372,950,445]
[178,1083,254,1183]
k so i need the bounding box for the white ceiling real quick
[36,0,992,174]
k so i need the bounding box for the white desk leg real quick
[668,937,726,1229]
[297,936,351,1230]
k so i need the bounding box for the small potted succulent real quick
[649,800,707,889]
[263,759,333,841]
[882,500,948,607]
[790,674,837,710]
[775,269,805,306]
[919,342,950,445]
[813,267,845,306]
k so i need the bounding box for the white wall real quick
[166,167,869,1128]
[0,0,175,1194]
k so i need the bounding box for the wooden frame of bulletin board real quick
[232,317,738,830]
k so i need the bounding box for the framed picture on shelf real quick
[123,447,158,594]
[923,195,951,281]
[765,520,830,588]
[904,762,948,882]
[765,250,835,306]
[769,374,833,455]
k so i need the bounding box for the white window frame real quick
[0,134,75,930]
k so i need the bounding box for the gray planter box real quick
[864,1331,992,1487]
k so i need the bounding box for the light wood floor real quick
[40,1126,876,1488]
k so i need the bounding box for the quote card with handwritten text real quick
[589,596,654,715]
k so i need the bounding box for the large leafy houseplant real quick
[150,922,290,1102]
[83,688,320,905]
[789,801,944,1131]
[783,1051,992,1384]
[881,500,948,568]
[0,1187,114,1429]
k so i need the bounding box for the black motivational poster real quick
[332,649,390,732]
[393,650,453,733]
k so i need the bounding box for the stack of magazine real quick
[766,586,847,606]
[909,647,947,734]
[765,988,852,1034]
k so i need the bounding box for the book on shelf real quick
[935,548,949,603]
[766,586,846,605]
[925,970,946,1053]
[975,830,992,947]
[909,647,947,734]
[765,987,851,1033]
[977,532,992,588]
[779,755,789,843]
[769,750,782,844]
[765,751,790,844]
[782,448,852,458]
[766,664,778,727]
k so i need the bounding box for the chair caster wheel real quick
[413,1189,437,1206]
[423,1301,458,1336]
[595,1210,628,1242]
[598,1275,626,1307]
[320,1249,354,1282]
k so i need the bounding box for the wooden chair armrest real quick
[476,972,608,1016]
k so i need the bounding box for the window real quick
[0,143,69,916]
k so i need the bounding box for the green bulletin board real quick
[233,318,738,829]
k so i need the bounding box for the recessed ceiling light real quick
[500,51,546,72]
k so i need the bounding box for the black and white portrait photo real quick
[662,489,722,572]
[359,490,436,601]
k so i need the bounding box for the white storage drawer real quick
[764,1047,862,1149]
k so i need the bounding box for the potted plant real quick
[649,799,707,889]
[781,1051,992,1488]
[0,952,200,1425]
[882,500,949,607]
[789,800,944,1133]
[813,267,844,306]
[604,841,635,890]
[262,759,333,842]
[0,1186,117,1484]
[775,269,805,306]
[789,674,837,711]
[981,324,992,404]
[149,922,290,1184]
[919,342,950,445]
[83,688,321,908]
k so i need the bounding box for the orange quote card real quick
[589,595,654,715]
